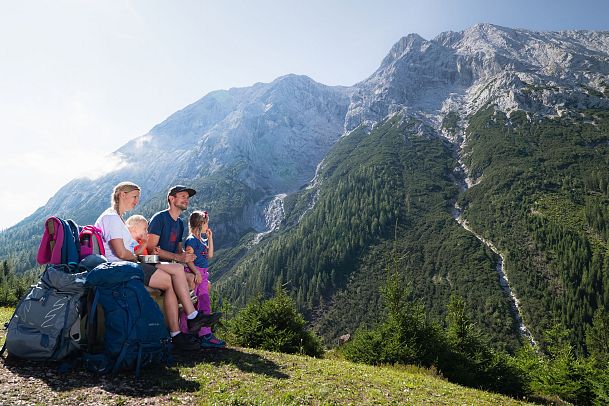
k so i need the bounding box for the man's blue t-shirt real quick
[148,210,184,254]
[184,234,209,268]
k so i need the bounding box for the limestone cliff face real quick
[345,23,609,133]
[116,74,351,195]
[27,74,351,227]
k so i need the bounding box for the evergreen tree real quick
[224,286,324,357]
[586,308,609,366]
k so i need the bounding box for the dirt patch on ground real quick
[0,349,241,405]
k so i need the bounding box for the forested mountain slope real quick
[459,107,609,349]
[216,116,521,350]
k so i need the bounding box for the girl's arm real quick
[184,246,198,273]
[185,245,202,285]
[206,228,214,259]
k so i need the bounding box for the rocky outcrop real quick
[346,23,609,132]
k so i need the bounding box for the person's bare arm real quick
[146,233,161,256]
[206,228,214,259]
[147,233,195,262]
[109,239,138,261]
[184,246,197,273]
[184,246,202,284]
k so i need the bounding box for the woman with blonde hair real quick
[94,181,220,351]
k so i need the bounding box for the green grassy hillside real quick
[0,307,531,405]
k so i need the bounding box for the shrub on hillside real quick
[440,296,527,396]
[224,288,324,357]
[586,308,609,367]
[515,323,597,405]
[341,250,444,366]
[0,263,37,306]
[341,261,528,397]
[341,297,445,367]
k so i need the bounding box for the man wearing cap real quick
[147,185,197,263]
[148,185,225,349]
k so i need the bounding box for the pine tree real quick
[586,308,609,366]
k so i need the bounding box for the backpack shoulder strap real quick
[60,219,70,265]
[66,219,81,265]
[86,288,100,353]
[58,218,79,266]
[90,226,105,256]
[0,287,34,358]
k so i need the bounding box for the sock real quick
[187,310,198,320]
[170,331,180,338]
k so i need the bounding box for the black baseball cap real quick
[168,185,196,198]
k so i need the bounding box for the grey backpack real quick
[1,264,87,361]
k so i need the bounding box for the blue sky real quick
[1,0,608,229]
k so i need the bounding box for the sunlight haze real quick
[1,0,607,229]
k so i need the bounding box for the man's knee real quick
[157,263,183,275]
[149,270,172,291]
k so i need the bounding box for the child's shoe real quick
[200,333,226,349]
[187,311,222,332]
[172,332,200,351]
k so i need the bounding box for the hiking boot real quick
[171,332,200,351]
[200,333,226,349]
[187,312,222,333]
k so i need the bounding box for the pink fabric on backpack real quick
[179,266,211,337]
[79,225,106,260]
[36,217,64,265]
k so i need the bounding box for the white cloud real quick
[83,153,129,180]
[0,82,137,230]
[134,134,153,150]
[0,146,129,230]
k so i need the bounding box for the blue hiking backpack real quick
[84,261,172,377]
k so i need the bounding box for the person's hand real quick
[180,252,197,263]
[152,246,161,255]
[205,228,213,239]
[194,272,202,285]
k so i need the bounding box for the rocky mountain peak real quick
[57,73,350,221]
[379,33,427,69]
[345,25,609,132]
